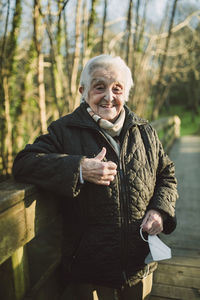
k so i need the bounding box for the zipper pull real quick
[122,271,131,286]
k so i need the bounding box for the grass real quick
[159,105,200,136]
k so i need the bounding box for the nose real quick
[104,89,114,102]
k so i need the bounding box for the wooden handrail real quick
[151,115,181,153]
[0,179,63,299]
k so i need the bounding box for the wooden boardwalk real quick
[150,136,200,300]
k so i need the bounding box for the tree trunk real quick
[0,0,10,75]
[87,0,97,48]
[56,8,69,115]
[63,9,73,113]
[3,75,13,174]
[33,0,47,133]
[0,0,10,175]
[131,0,141,79]
[133,0,140,52]
[0,0,22,175]
[38,52,47,133]
[47,0,61,119]
[82,0,90,68]
[82,0,98,69]
[14,40,36,153]
[125,0,133,65]
[152,0,178,120]
[136,0,147,52]
[100,0,107,53]
[71,0,82,109]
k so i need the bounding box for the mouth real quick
[100,104,116,108]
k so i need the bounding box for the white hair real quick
[79,54,134,102]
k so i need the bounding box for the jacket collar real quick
[123,104,148,127]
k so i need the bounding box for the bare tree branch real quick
[0,0,10,74]
[62,0,70,12]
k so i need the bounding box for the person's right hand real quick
[81,147,117,186]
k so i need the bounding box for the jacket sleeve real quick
[12,121,84,198]
[148,128,178,234]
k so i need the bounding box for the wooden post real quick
[174,115,181,138]
[11,246,30,300]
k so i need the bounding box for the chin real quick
[106,116,118,122]
[101,114,115,121]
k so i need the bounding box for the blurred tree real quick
[0,0,22,175]
[100,0,107,53]
[151,0,178,120]
[14,41,36,153]
[33,0,47,134]
[71,0,82,109]
[87,0,98,48]
[125,0,133,65]
[0,0,200,177]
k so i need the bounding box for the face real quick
[80,68,125,122]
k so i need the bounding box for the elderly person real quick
[13,55,178,300]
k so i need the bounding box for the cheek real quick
[87,93,102,106]
[116,97,124,108]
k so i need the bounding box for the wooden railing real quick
[151,115,181,153]
[0,180,64,300]
[0,115,181,300]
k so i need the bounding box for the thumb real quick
[95,147,106,161]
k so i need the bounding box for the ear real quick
[79,86,84,94]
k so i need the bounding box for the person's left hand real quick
[141,209,164,235]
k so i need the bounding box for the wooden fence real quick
[0,180,64,300]
[151,115,181,153]
[0,116,181,300]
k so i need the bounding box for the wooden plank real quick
[154,270,200,289]
[158,255,200,268]
[0,179,36,213]
[161,235,200,251]
[156,263,200,278]
[171,247,200,258]
[0,197,38,265]
[0,189,61,265]
[0,201,27,265]
[151,283,200,300]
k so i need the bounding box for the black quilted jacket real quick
[13,102,178,288]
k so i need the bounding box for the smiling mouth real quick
[100,104,116,108]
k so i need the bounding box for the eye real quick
[95,84,105,91]
[113,85,123,93]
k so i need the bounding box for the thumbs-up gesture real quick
[81,147,117,185]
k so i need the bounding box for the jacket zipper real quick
[119,143,130,286]
[96,129,132,286]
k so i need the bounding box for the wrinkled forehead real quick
[90,67,125,86]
